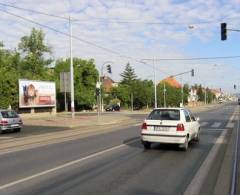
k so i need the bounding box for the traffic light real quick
[221,23,227,41]
[191,69,194,77]
[234,84,237,89]
[107,64,112,74]
[96,88,100,96]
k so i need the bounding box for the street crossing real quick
[201,121,235,130]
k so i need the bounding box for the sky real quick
[0,0,240,93]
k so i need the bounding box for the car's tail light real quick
[177,123,185,131]
[0,120,8,125]
[141,122,147,130]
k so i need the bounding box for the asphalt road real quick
[0,103,237,195]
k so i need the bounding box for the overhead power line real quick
[1,2,240,26]
[0,9,171,75]
[142,56,240,61]
[0,9,121,56]
[0,2,69,20]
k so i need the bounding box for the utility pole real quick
[164,82,166,107]
[69,16,75,118]
[131,93,133,112]
[205,88,207,104]
[153,58,157,108]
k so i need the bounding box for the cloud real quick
[0,0,239,92]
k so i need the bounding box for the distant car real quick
[218,97,223,104]
[105,104,120,112]
[141,108,200,151]
[0,110,22,133]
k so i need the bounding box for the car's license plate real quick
[154,126,169,131]
[11,124,19,128]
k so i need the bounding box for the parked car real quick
[0,110,23,133]
[141,108,200,151]
[105,104,120,112]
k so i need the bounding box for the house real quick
[188,87,198,105]
[101,76,118,93]
[160,76,182,88]
[210,89,222,99]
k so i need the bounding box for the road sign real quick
[60,72,71,93]
[96,82,101,89]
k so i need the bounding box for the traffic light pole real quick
[172,69,194,107]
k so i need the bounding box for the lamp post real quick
[69,16,75,119]
[140,59,158,108]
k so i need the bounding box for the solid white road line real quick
[183,108,236,195]
[211,122,221,128]
[226,122,235,129]
[205,128,226,132]
[0,138,140,191]
[133,123,141,127]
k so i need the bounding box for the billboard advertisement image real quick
[19,80,56,108]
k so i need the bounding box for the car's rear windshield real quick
[147,109,180,120]
[1,111,18,118]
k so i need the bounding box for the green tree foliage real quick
[0,43,20,109]
[120,62,137,86]
[206,88,216,103]
[54,58,98,111]
[196,84,204,102]
[18,28,52,80]
[157,82,182,107]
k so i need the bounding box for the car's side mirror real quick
[196,117,200,121]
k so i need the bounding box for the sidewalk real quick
[21,113,132,129]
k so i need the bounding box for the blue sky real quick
[0,0,240,93]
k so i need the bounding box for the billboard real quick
[19,80,56,108]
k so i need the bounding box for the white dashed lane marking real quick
[211,122,221,128]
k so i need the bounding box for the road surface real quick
[0,103,237,195]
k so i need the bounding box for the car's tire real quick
[15,128,21,133]
[143,141,151,149]
[181,137,188,151]
[194,132,200,142]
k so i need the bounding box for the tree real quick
[120,62,137,85]
[54,58,98,111]
[18,28,52,80]
[196,84,204,102]
[0,42,20,109]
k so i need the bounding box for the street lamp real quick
[140,59,158,108]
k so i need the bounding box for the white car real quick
[141,108,200,151]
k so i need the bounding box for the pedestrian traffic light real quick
[221,23,227,41]
[107,64,112,74]
[96,88,100,96]
[191,69,194,77]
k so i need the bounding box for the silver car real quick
[0,110,23,133]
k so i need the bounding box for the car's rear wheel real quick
[143,141,151,149]
[15,128,21,133]
[180,137,188,151]
[194,132,200,142]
